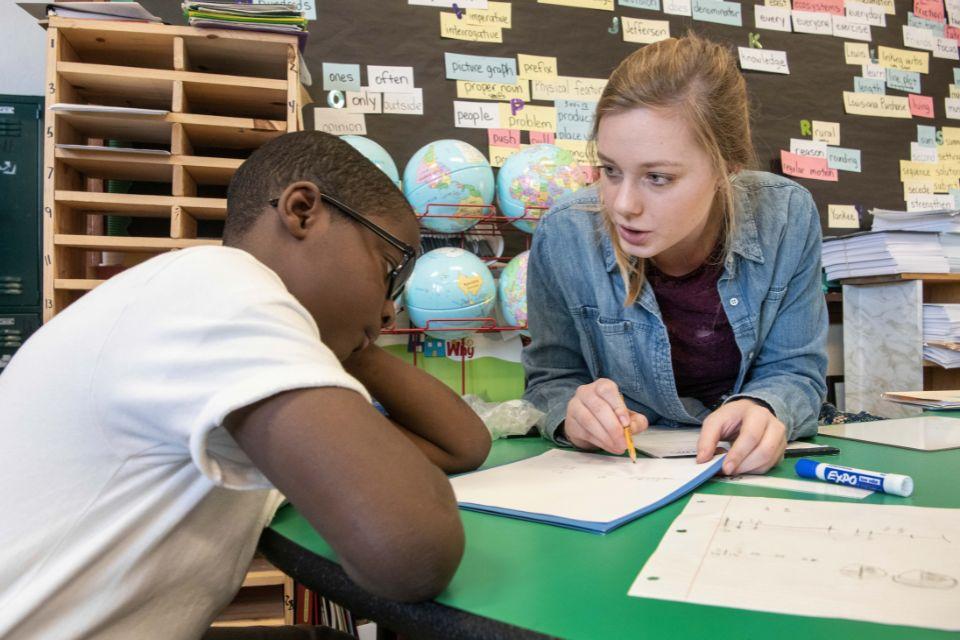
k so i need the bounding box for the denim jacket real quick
[521,171,828,442]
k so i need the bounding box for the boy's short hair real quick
[224,130,412,244]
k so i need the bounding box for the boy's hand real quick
[696,399,787,475]
[564,378,648,453]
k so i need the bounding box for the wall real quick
[0,1,47,97]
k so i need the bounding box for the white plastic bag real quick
[462,395,544,439]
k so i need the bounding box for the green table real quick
[261,434,960,640]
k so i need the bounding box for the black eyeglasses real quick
[270,193,416,300]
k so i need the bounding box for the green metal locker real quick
[0,95,43,371]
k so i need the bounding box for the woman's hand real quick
[564,378,648,453]
[696,399,787,475]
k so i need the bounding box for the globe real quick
[497,251,529,333]
[496,143,591,234]
[340,135,401,187]
[402,139,495,234]
[403,247,496,339]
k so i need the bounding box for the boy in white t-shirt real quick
[0,131,491,640]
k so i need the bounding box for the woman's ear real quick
[275,181,329,239]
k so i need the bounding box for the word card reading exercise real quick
[629,494,960,631]
[451,449,723,533]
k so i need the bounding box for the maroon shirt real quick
[647,254,741,409]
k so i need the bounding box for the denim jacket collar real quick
[601,183,765,274]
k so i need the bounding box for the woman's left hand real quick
[696,399,787,475]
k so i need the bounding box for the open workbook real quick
[450,449,724,534]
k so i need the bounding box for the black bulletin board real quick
[144,0,959,235]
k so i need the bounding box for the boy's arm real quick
[227,386,465,602]
[342,344,492,474]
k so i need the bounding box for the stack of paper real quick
[821,231,950,280]
[871,207,960,233]
[880,390,960,410]
[939,233,960,271]
[923,303,960,367]
[182,2,307,40]
[44,2,161,22]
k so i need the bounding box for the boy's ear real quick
[275,182,330,239]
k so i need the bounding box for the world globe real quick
[402,139,495,234]
[496,143,591,234]
[497,250,529,333]
[403,247,496,339]
[340,135,401,188]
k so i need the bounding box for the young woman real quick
[522,34,828,476]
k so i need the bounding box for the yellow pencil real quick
[623,425,637,463]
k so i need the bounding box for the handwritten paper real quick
[530,131,556,144]
[313,109,367,135]
[498,103,557,132]
[664,0,692,14]
[620,0,660,8]
[916,0,947,21]
[790,138,828,158]
[903,24,937,51]
[912,141,939,162]
[843,91,912,118]
[792,10,833,34]
[936,36,960,59]
[780,150,839,180]
[322,63,361,91]
[909,11,947,34]
[344,90,382,113]
[828,204,861,228]
[754,4,791,30]
[844,42,871,65]
[887,68,922,93]
[855,0,895,13]
[440,12,502,42]
[766,0,790,7]
[847,1,887,26]
[517,54,557,79]
[738,47,790,74]
[832,15,872,40]
[862,62,887,79]
[827,146,862,172]
[812,120,840,144]
[908,193,957,210]
[538,0,614,9]
[531,76,607,101]
[904,181,936,198]
[488,144,520,167]
[463,1,512,28]
[457,80,530,101]
[910,93,935,117]
[488,128,521,148]
[556,99,596,140]
[382,89,423,115]
[622,16,671,43]
[453,100,502,128]
[918,124,938,146]
[879,46,930,73]
[556,138,599,165]
[855,77,885,93]
[691,0,743,26]
[445,53,517,83]
[947,97,960,119]
[793,0,844,14]
[629,494,960,631]
[367,66,416,92]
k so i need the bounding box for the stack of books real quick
[20,2,162,24]
[821,231,950,280]
[182,2,307,46]
[871,208,960,233]
[923,303,960,367]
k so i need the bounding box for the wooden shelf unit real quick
[42,18,302,320]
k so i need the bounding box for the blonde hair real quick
[592,32,757,305]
